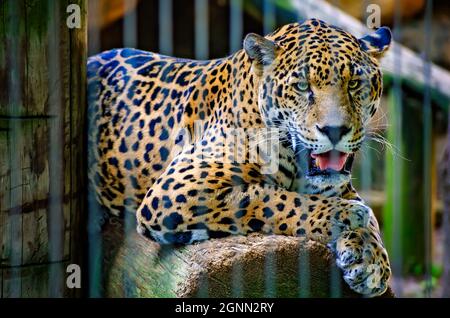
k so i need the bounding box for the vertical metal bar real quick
[229,0,243,54]
[231,262,243,297]
[87,0,103,298]
[263,0,275,35]
[6,0,22,298]
[196,273,210,297]
[330,265,342,297]
[360,143,372,192]
[122,0,139,298]
[88,0,101,54]
[443,101,450,298]
[294,2,313,298]
[355,9,376,282]
[323,0,344,297]
[264,252,276,297]
[359,0,374,198]
[195,0,209,60]
[298,247,310,297]
[123,0,138,48]
[87,199,103,299]
[158,0,173,55]
[422,0,433,298]
[48,0,64,297]
[229,0,244,298]
[122,0,138,233]
[362,0,368,22]
[391,0,404,296]
[331,0,343,297]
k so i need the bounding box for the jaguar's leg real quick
[135,158,390,297]
[331,215,391,297]
[135,164,371,245]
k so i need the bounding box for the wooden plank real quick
[3,261,72,298]
[2,267,21,297]
[21,120,50,265]
[0,128,10,267]
[23,0,51,116]
[291,0,450,99]
[7,120,24,269]
[0,119,57,267]
[0,0,87,297]
[1,126,8,296]
[22,209,49,264]
[0,1,26,286]
[0,0,27,116]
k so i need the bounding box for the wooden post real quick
[0,0,86,297]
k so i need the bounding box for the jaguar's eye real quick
[348,79,360,90]
[296,81,309,92]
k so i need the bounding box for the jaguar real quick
[87,18,392,297]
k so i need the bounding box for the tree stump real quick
[101,218,394,298]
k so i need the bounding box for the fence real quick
[0,0,86,297]
[0,0,448,298]
[86,0,449,298]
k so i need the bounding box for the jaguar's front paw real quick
[304,199,371,244]
[334,228,391,297]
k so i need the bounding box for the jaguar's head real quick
[244,19,391,187]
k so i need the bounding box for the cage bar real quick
[422,0,434,298]
[195,0,209,60]
[123,0,138,48]
[229,0,243,54]
[158,0,173,55]
[263,0,276,35]
[47,0,64,297]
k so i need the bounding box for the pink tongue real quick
[311,151,349,171]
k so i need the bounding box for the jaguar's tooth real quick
[313,158,318,167]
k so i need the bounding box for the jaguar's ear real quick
[244,33,278,75]
[358,27,392,57]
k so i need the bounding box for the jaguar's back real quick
[87,48,235,215]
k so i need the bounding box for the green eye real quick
[296,81,309,92]
[348,79,360,90]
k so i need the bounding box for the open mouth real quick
[307,150,354,177]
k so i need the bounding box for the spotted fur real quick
[88,19,392,296]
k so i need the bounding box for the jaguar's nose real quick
[316,125,351,145]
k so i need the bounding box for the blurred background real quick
[88,0,450,297]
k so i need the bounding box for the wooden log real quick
[101,218,394,298]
